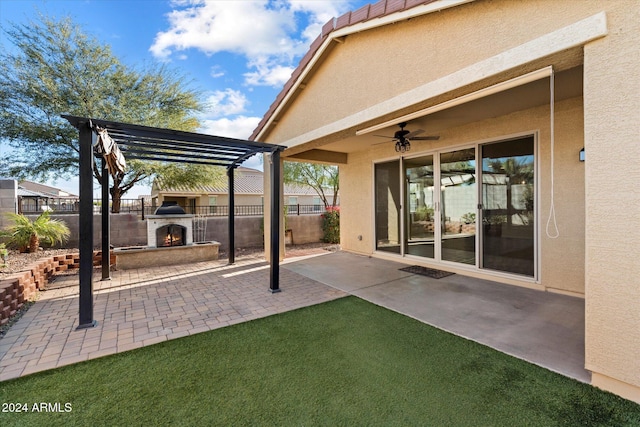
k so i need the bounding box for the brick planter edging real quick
[0,251,114,326]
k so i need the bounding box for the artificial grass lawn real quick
[1,297,639,426]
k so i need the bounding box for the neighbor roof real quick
[250,0,471,141]
[19,180,78,198]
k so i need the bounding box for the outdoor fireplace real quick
[147,202,194,248]
[116,201,219,270]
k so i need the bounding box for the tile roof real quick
[249,0,440,141]
[154,167,333,197]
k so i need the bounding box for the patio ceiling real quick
[287,65,584,157]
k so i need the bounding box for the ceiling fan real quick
[374,122,439,153]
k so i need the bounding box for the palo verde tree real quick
[282,161,339,208]
[0,15,222,212]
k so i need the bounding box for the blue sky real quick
[0,0,368,197]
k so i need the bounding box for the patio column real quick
[227,166,235,265]
[77,120,97,329]
[269,149,283,293]
[101,157,111,280]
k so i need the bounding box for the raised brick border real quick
[0,251,115,326]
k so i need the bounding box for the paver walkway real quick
[0,252,346,381]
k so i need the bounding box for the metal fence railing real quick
[19,198,336,218]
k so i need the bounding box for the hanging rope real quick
[546,68,560,239]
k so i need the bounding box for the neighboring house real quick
[152,167,337,214]
[251,1,640,402]
[17,180,78,213]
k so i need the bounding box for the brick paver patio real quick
[0,252,346,381]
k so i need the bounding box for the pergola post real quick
[227,166,235,265]
[77,121,97,329]
[269,149,282,293]
[101,157,111,281]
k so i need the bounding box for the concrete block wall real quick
[16,213,324,250]
[22,214,148,248]
[0,251,113,326]
[203,215,324,251]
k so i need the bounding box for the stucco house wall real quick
[253,0,639,403]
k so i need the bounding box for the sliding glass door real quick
[375,160,401,253]
[374,135,535,278]
[440,149,477,265]
[404,155,435,258]
[480,137,535,276]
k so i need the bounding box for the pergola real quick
[63,115,285,329]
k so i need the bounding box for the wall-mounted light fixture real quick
[579,148,585,162]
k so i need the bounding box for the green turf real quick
[1,296,639,426]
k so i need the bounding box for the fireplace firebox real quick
[157,224,187,247]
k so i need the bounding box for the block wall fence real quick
[13,213,324,250]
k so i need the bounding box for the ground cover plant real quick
[1,297,639,426]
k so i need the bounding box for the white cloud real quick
[210,65,224,78]
[151,0,354,87]
[243,58,295,87]
[198,116,262,140]
[240,154,264,171]
[203,89,249,118]
[150,1,299,60]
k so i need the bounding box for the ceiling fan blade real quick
[411,136,440,141]
[373,134,393,138]
[372,139,395,146]
[404,129,424,138]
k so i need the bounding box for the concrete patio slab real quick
[283,251,589,383]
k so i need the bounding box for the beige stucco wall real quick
[582,1,640,402]
[340,97,585,293]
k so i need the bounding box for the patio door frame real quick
[401,144,479,268]
[373,132,540,282]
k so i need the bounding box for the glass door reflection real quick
[404,155,435,258]
[481,137,535,276]
[375,160,402,254]
[440,149,477,265]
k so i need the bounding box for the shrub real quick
[2,212,70,253]
[321,207,340,244]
